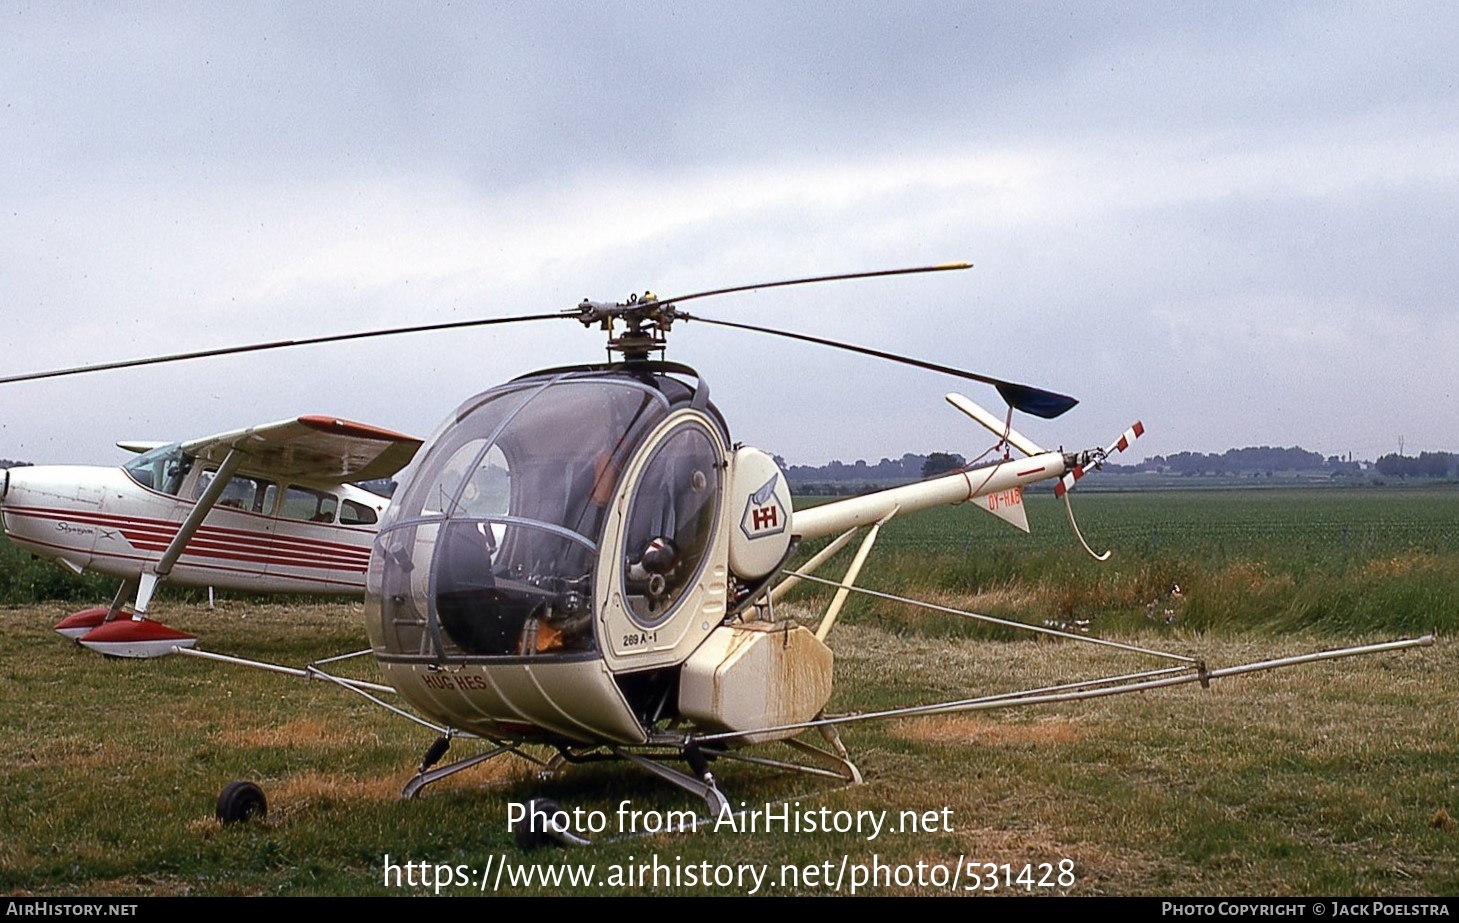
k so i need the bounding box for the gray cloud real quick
[3,2,1456,468]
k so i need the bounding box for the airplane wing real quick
[179,415,422,484]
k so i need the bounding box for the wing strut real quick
[79,449,245,656]
[133,447,245,618]
[104,577,138,624]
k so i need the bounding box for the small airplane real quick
[1,263,1432,842]
[0,415,421,656]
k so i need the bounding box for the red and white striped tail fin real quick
[1055,421,1145,498]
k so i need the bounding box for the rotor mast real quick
[571,292,681,362]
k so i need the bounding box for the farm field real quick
[872,485,1459,560]
[1,486,1455,896]
[829,486,1459,639]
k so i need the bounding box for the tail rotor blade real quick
[1055,421,1146,498]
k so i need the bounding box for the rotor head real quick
[570,292,682,362]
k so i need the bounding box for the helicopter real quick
[2,263,1432,842]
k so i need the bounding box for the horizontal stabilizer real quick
[945,394,1046,457]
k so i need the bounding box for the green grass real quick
[1,486,1456,896]
[0,544,116,604]
[0,600,1453,897]
[791,486,1459,639]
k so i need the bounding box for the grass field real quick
[835,486,1459,639]
[1,487,1455,896]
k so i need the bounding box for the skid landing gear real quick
[400,735,555,800]
[610,746,730,818]
[397,725,863,849]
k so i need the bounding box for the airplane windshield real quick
[121,443,194,496]
[370,372,677,661]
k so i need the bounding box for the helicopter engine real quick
[365,362,832,749]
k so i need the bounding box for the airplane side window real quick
[340,499,379,526]
[249,479,273,513]
[195,470,274,512]
[281,487,338,523]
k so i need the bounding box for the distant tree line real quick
[0,459,32,469]
[783,445,1377,484]
[1106,446,1360,477]
[779,451,971,495]
[1373,452,1458,479]
[779,451,966,478]
[781,445,1456,488]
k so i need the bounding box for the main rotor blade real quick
[0,312,563,385]
[654,261,972,307]
[682,315,1079,418]
[2,262,975,386]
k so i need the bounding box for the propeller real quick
[1,261,1078,418]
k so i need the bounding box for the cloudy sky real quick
[3,2,1455,469]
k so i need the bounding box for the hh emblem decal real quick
[740,474,788,540]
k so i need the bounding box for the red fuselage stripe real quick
[4,506,370,572]
[4,505,372,551]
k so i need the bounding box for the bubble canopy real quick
[366,365,725,664]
